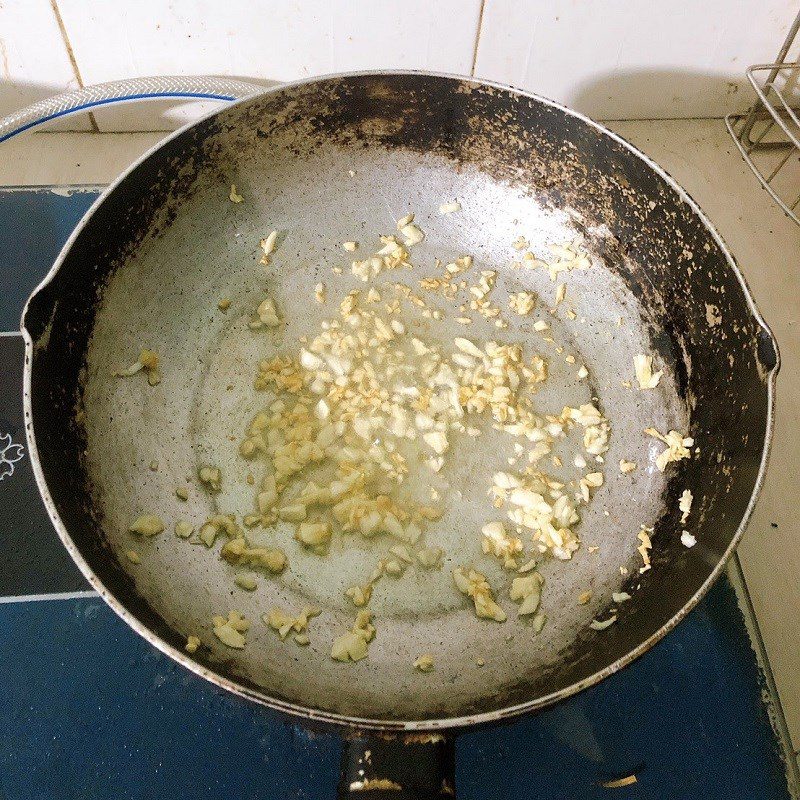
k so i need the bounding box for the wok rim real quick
[20,69,780,732]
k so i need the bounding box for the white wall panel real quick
[56,0,483,130]
[4,1,798,131]
[474,0,798,119]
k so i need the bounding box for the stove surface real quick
[0,187,794,800]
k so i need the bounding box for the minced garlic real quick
[681,530,697,548]
[531,613,547,633]
[345,584,373,607]
[512,236,529,250]
[223,219,621,647]
[198,466,222,493]
[417,547,443,568]
[508,291,536,316]
[509,571,543,615]
[414,654,435,671]
[113,348,161,386]
[481,521,523,567]
[544,239,592,281]
[645,427,694,471]
[295,521,332,547]
[637,526,653,572]
[234,574,258,591]
[265,605,320,641]
[220,537,287,573]
[259,231,278,265]
[254,297,281,328]
[679,489,693,523]
[590,615,617,631]
[129,515,164,537]
[453,567,507,622]
[633,354,663,389]
[212,611,249,649]
[331,610,376,662]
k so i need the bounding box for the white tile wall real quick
[474,0,798,119]
[0,1,798,130]
[55,0,483,131]
[0,0,91,130]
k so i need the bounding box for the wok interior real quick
[25,75,775,724]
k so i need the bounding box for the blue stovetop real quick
[0,187,794,800]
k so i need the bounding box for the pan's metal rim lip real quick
[19,68,778,733]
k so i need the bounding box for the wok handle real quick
[338,733,456,798]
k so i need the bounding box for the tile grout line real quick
[470,0,487,76]
[48,0,99,132]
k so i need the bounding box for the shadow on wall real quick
[0,76,281,133]
[555,69,758,121]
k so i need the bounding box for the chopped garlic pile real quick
[227,220,624,643]
[490,471,582,561]
[241,266,612,596]
[350,217,418,281]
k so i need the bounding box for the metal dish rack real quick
[726,10,800,226]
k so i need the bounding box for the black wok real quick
[20,72,778,797]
